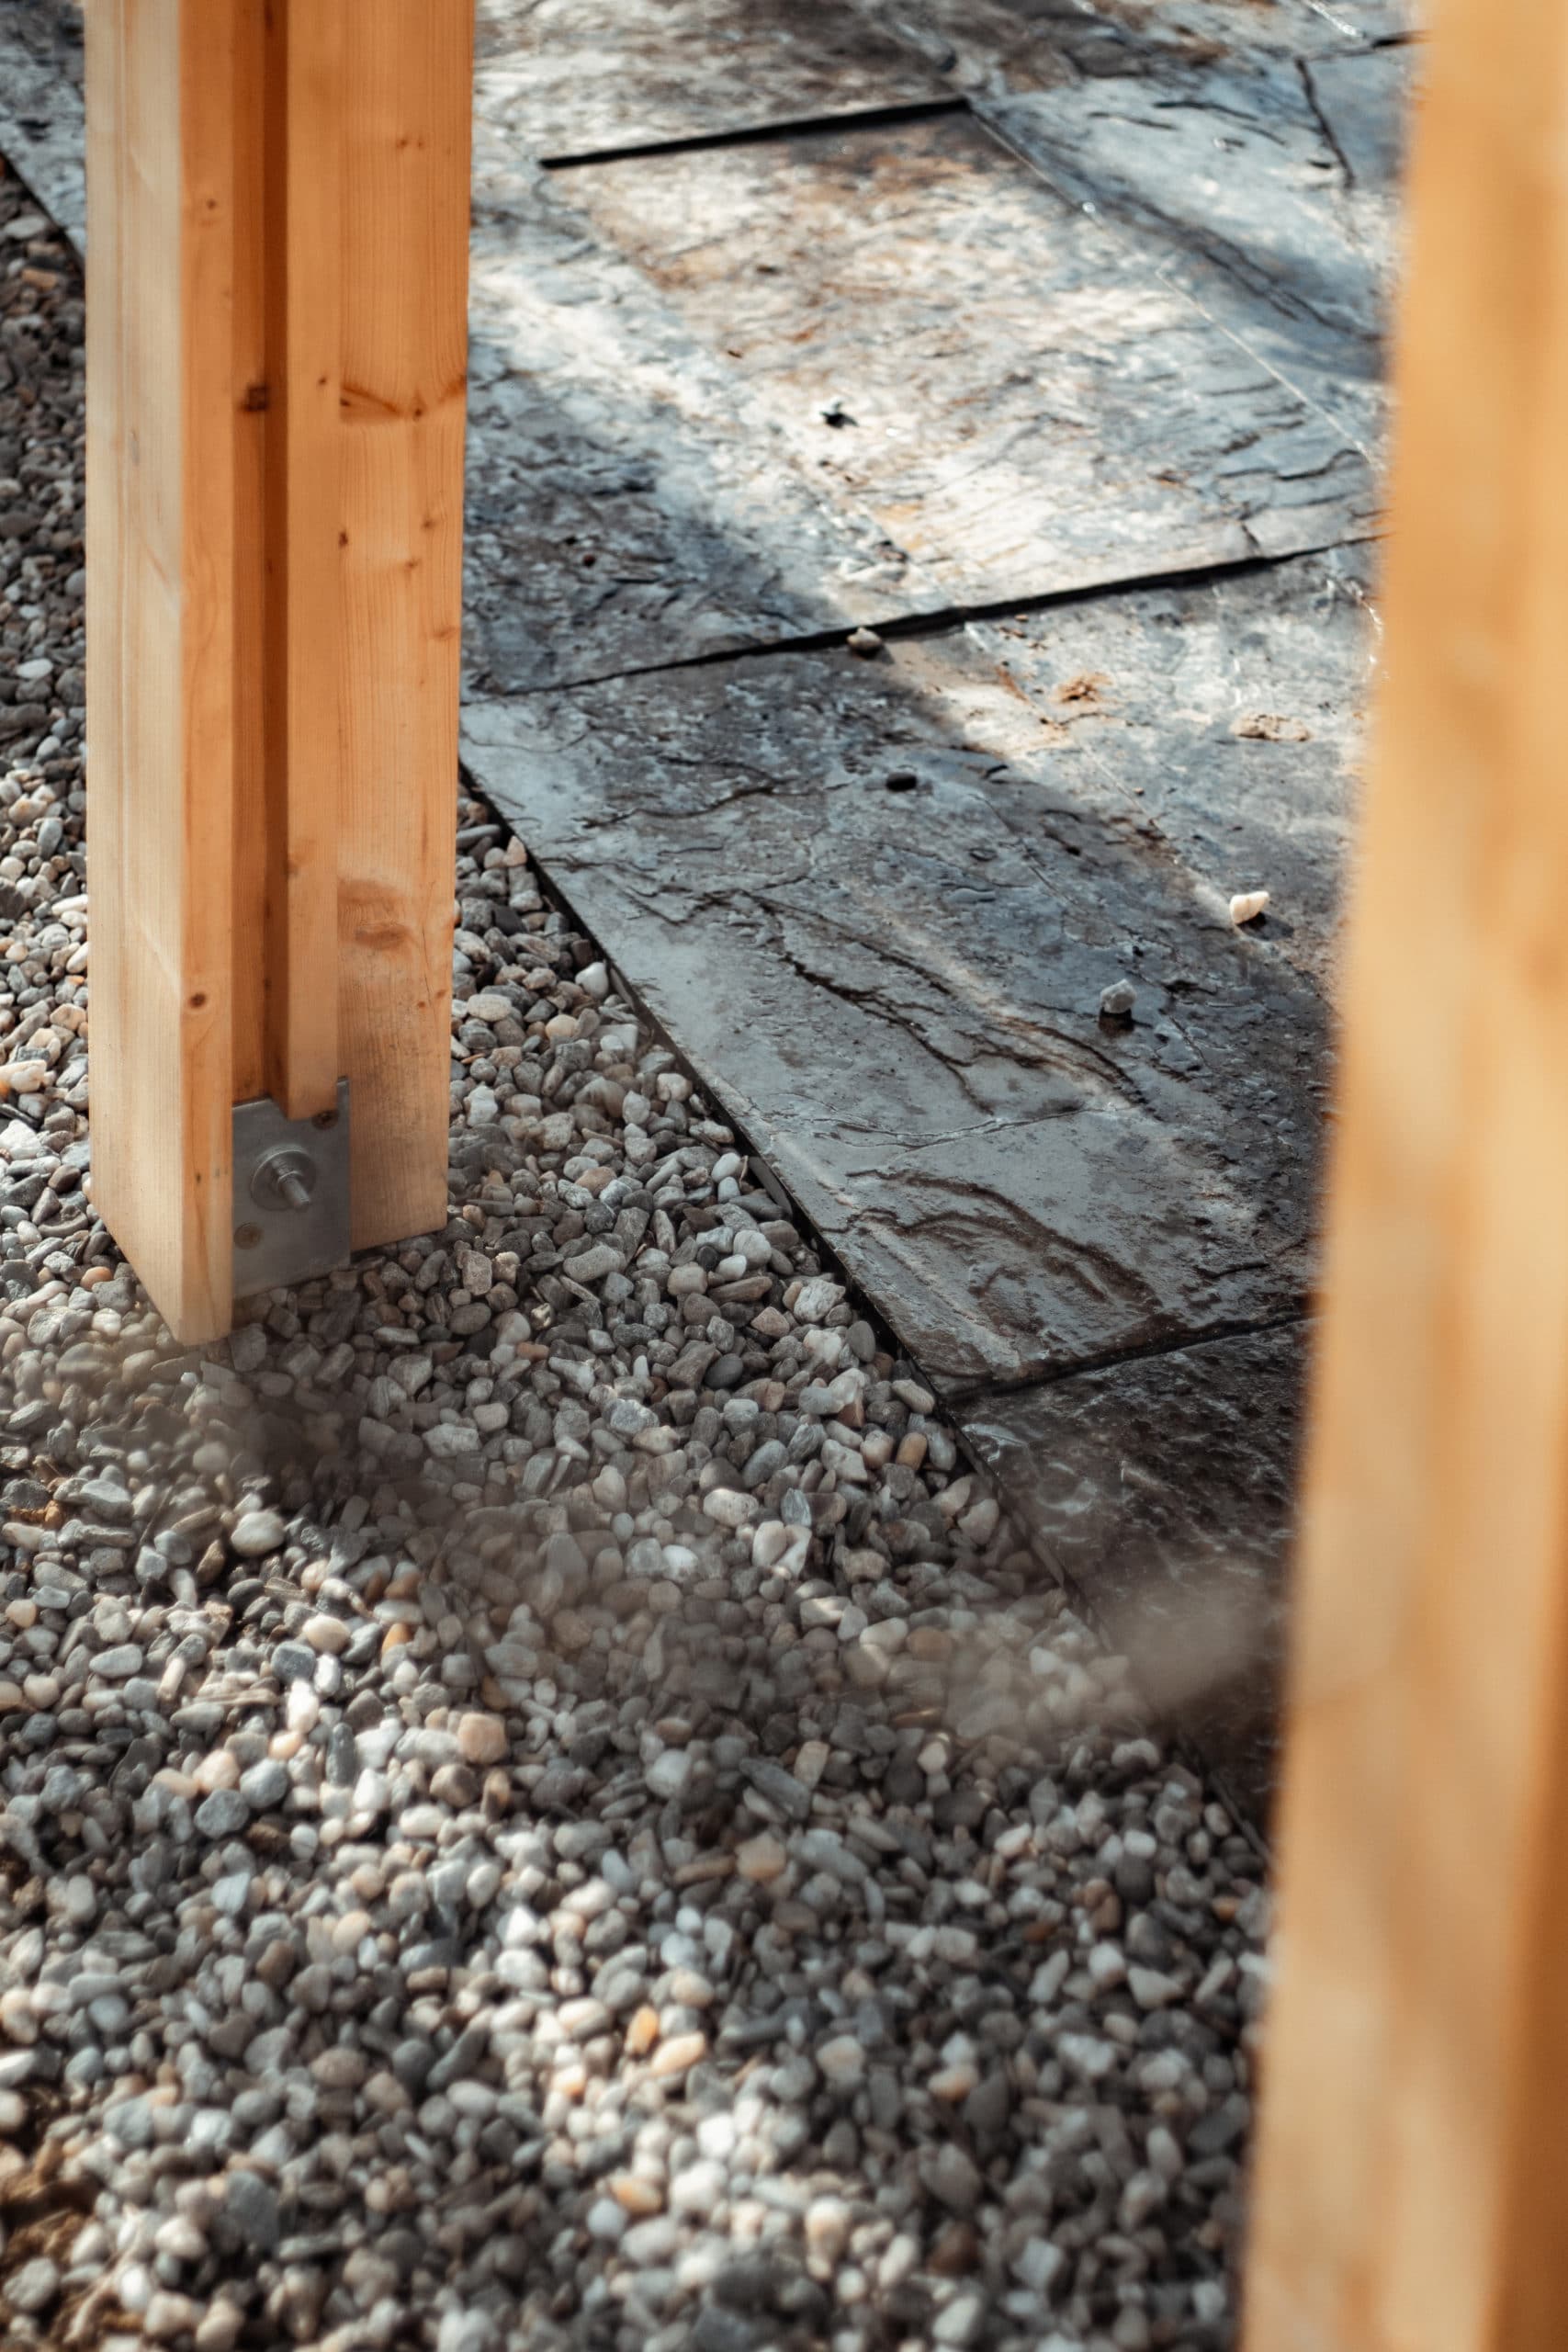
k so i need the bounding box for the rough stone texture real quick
[959,1324,1311,1817]
[555,111,1376,614]
[1,5,1386,695]
[963,542,1377,994]
[463,144,931,696]
[854,0,1417,86]
[465,549,1368,1388]
[475,0,951,160]
[979,41,1412,456]
[464,99,1380,692]
[0,1,85,254]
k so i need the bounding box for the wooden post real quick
[1244,1,1568,2346]
[86,0,473,1342]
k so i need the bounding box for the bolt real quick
[250,1148,318,1216]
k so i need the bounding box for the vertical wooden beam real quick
[231,0,269,1111]
[263,0,344,1121]
[86,0,237,1343]
[89,0,472,1337]
[1244,1,1568,2346]
[339,0,473,1252]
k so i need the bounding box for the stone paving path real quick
[457,0,1407,1808]
[0,0,1410,1807]
[0,7,1416,2348]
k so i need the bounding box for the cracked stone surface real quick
[978,42,1412,458]
[473,0,951,159]
[2,2,1388,698]
[957,1327,1311,1818]
[548,110,1376,614]
[855,0,1417,85]
[464,544,1368,1392]
[1,156,1277,2352]
[961,544,1377,997]
[0,0,85,252]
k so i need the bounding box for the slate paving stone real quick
[5,8,1382,693]
[474,0,952,162]
[464,547,1370,1392]
[462,140,940,695]
[853,0,1418,91]
[0,0,85,252]
[955,541,1377,994]
[556,111,1377,624]
[958,1324,1309,1816]
[980,40,1412,456]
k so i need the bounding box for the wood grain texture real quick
[338,0,472,1250]
[1245,0,1568,2341]
[85,0,236,1344]
[231,0,268,1107]
[264,0,343,1118]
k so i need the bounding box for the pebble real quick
[816,2035,866,2088]
[924,2145,984,2216]
[457,1710,507,1764]
[230,1508,287,1557]
[649,2031,707,2079]
[192,1789,250,1838]
[224,2171,281,2255]
[0,175,1265,2352]
[736,1833,787,1883]
[5,2258,60,2315]
[645,1747,693,1801]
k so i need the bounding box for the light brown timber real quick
[88,0,472,1333]
[338,0,473,1251]
[262,0,344,1119]
[85,0,237,1343]
[1244,0,1568,2345]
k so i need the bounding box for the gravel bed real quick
[0,154,1267,2352]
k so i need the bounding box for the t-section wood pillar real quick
[1244,0,1568,2345]
[86,0,474,1343]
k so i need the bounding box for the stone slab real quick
[0,0,86,255]
[852,0,1417,92]
[463,139,943,696]
[464,548,1369,1391]
[553,112,1375,627]
[980,42,1411,456]
[959,540,1377,994]
[474,0,951,162]
[958,1322,1309,1817]
[3,11,1381,693]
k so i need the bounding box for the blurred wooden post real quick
[86,0,473,1343]
[1244,1,1568,2346]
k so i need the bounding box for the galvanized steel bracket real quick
[231,1080,351,1298]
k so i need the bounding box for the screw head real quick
[234,1222,264,1250]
